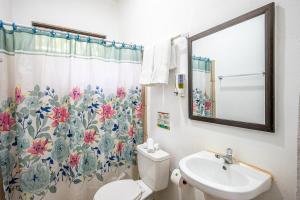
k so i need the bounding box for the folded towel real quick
[172,37,188,73]
[140,39,172,85]
[151,39,172,84]
[170,43,177,70]
[140,46,155,85]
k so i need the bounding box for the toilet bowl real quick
[93,144,170,200]
[93,179,153,200]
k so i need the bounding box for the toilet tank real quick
[137,144,170,191]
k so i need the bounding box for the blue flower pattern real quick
[20,163,50,194]
[51,137,70,162]
[0,85,143,200]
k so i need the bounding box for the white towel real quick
[170,43,177,70]
[140,46,154,85]
[151,40,172,84]
[172,37,188,73]
[140,39,172,85]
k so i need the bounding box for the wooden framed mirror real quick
[188,3,275,132]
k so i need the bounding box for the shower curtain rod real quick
[0,20,143,49]
[32,21,106,39]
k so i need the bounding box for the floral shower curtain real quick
[0,23,143,200]
[192,56,213,117]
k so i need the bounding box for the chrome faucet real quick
[215,148,233,164]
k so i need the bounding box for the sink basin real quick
[179,151,272,200]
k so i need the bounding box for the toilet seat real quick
[94,179,143,200]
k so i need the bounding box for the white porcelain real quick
[179,151,272,200]
[137,144,170,191]
[94,179,142,200]
[94,144,170,200]
[94,179,154,200]
[137,180,154,200]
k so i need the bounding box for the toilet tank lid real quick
[137,144,170,162]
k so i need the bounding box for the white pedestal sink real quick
[179,151,272,200]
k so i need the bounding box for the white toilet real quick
[94,144,170,200]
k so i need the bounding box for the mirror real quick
[188,3,275,132]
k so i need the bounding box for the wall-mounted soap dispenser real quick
[174,73,185,97]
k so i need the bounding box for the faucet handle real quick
[226,148,232,156]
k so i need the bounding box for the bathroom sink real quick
[179,151,272,200]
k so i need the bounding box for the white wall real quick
[9,0,121,40]
[1,0,300,199]
[118,0,300,200]
[0,0,12,20]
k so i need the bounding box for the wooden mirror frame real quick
[188,3,275,132]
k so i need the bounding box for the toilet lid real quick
[94,179,142,200]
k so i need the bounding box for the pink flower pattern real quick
[128,126,134,137]
[116,141,124,154]
[49,107,70,127]
[69,153,80,168]
[135,103,143,119]
[84,130,96,144]
[205,101,211,111]
[0,85,143,198]
[15,86,25,104]
[27,139,48,156]
[117,87,126,99]
[99,104,116,122]
[0,112,16,132]
[70,87,81,101]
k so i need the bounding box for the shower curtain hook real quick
[87,37,91,43]
[50,30,56,37]
[99,39,104,45]
[66,33,71,39]
[32,27,37,34]
[12,22,17,31]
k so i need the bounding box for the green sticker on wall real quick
[157,112,170,130]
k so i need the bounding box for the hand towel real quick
[173,37,188,73]
[151,39,172,84]
[170,43,177,70]
[140,46,154,85]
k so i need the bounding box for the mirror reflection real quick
[191,14,266,124]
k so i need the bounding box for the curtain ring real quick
[99,39,104,45]
[32,27,37,34]
[12,23,17,31]
[50,30,56,37]
[66,33,71,39]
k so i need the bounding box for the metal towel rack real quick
[218,72,265,80]
[171,33,189,43]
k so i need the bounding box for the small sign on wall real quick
[157,112,170,130]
